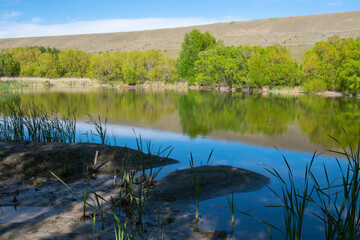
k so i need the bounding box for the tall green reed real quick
[189,149,213,227]
[239,149,316,240]
[239,130,360,240]
[51,171,132,239]
[227,192,236,235]
[0,102,77,143]
[87,113,108,144]
[309,131,360,240]
[132,135,172,238]
[219,192,236,237]
[0,80,23,94]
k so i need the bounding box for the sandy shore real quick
[0,141,269,239]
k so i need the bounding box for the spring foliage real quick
[178,30,360,93]
[302,36,360,93]
[177,29,218,83]
[3,47,178,84]
[1,31,360,93]
[0,50,21,77]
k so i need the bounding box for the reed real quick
[189,149,213,227]
[309,131,360,240]
[227,192,236,234]
[238,130,360,240]
[133,135,173,238]
[50,137,172,240]
[87,113,108,144]
[237,150,316,239]
[0,102,77,143]
[51,171,132,239]
[0,80,23,94]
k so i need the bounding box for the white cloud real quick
[31,17,42,23]
[323,0,343,6]
[2,11,21,20]
[0,17,223,39]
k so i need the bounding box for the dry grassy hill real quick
[0,10,359,61]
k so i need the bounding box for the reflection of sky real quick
[77,121,347,239]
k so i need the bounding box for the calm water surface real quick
[3,87,360,239]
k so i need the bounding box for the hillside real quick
[0,10,359,61]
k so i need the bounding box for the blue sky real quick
[0,0,359,38]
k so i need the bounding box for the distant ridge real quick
[0,10,359,61]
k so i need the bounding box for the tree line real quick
[177,29,360,93]
[1,29,359,93]
[0,47,177,84]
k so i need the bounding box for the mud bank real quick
[0,142,270,239]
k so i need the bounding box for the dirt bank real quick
[153,165,270,202]
[0,141,270,239]
[0,141,178,197]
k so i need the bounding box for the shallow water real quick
[2,87,359,239]
[0,206,56,224]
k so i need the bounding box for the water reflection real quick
[2,87,360,152]
[1,87,357,239]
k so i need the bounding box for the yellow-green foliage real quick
[0,50,21,77]
[177,29,218,83]
[17,88,177,123]
[179,29,360,93]
[195,46,248,88]
[37,53,60,78]
[248,45,302,88]
[58,49,90,78]
[87,50,178,83]
[179,30,301,88]
[302,36,360,93]
[5,47,178,83]
[192,44,301,88]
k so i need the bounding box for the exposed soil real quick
[0,142,270,239]
[153,165,270,203]
[0,141,178,198]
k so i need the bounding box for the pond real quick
[2,87,360,239]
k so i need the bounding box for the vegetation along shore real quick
[1,29,360,95]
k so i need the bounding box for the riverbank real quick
[0,76,357,98]
[0,141,269,239]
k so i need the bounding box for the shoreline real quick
[0,141,268,239]
[0,76,358,98]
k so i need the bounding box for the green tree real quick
[195,46,248,88]
[338,59,360,94]
[88,52,118,83]
[9,47,42,77]
[248,45,301,88]
[58,49,90,77]
[0,51,21,77]
[301,37,360,93]
[37,53,60,78]
[123,67,138,85]
[177,29,217,83]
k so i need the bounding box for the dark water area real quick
[2,87,360,239]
